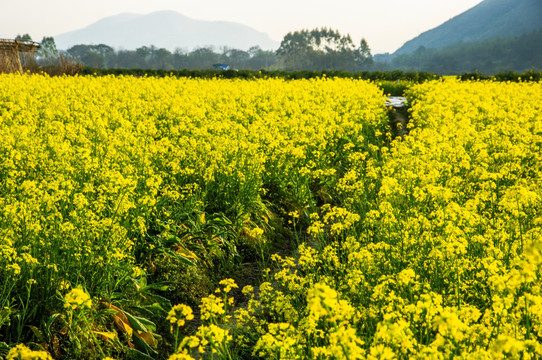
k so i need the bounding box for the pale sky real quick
[1,0,483,54]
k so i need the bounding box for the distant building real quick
[0,39,40,73]
[212,63,230,70]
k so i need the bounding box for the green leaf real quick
[123,311,148,333]
[159,248,197,266]
[142,281,176,292]
[0,341,10,357]
[162,234,182,246]
[126,347,155,360]
[28,325,45,343]
[147,294,172,311]
[132,334,158,356]
[98,308,122,316]
[145,302,168,314]
[45,313,61,329]
[133,316,156,333]
[130,302,171,316]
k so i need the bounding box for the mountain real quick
[388,29,542,74]
[54,11,280,51]
[394,0,542,55]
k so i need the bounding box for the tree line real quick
[18,28,374,72]
[16,28,541,75]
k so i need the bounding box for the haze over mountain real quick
[54,11,280,51]
[393,0,542,55]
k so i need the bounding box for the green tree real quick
[135,46,152,68]
[36,37,58,65]
[172,49,190,69]
[66,44,114,68]
[355,38,373,70]
[187,47,220,68]
[277,28,370,71]
[154,48,173,69]
[276,29,315,70]
[247,46,277,70]
[15,34,32,42]
[115,49,140,68]
[223,48,250,69]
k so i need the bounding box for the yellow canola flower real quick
[167,304,194,328]
[6,344,53,360]
[218,278,239,294]
[307,283,355,323]
[63,286,92,311]
[200,294,226,321]
[167,353,196,360]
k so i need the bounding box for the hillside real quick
[394,0,542,55]
[54,11,279,51]
[390,29,542,74]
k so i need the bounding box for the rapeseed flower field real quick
[0,74,541,359]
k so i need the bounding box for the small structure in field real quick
[385,96,407,108]
[386,96,409,137]
[212,63,231,70]
[0,39,40,73]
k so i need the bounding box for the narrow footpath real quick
[386,96,409,137]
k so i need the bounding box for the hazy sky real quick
[1,0,484,54]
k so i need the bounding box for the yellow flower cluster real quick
[167,303,194,328]
[266,79,542,359]
[0,73,387,358]
[3,72,539,358]
[63,286,92,311]
[167,79,542,359]
[217,278,239,295]
[6,344,53,360]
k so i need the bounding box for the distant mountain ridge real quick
[54,11,280,51]
[394,0,542,55]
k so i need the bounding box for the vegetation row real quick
[77,68,441,82]
[42,65,542,85]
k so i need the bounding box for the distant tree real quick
[224,48,250,68]
[355,38,373,70]
[15,34,32,42]
[247,46,277,70]
[277,29,316,70]
[154,48,173,69]
[66,45,89,60]
[83,52,106,68]
[66,44,114,68]
[172,49,190,69]
[135,46,152,68]
[188,47,220,68]
[36,37,58,65]
[115,50,140,68]
[277,28,371,71]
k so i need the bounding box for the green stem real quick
[85,317,106,359]
[174,326,180,352]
